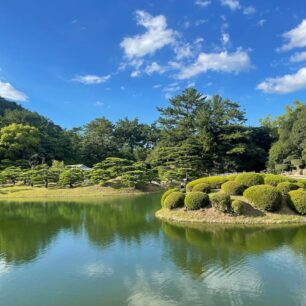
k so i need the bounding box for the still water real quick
[0,193,305,306]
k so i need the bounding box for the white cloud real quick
[120,10,176,59]
[0,81,28,101]
[278,19,306,51]
[177,49,251,79]
[145,62,166,75]
[194,19,208,27]
[290,51,306,63]
[153,84,162,89]
[195,0,211,8]
[257,19,266,27]
[221,32,230,45]
[257,67,306,94]
[220,0,241,10]
[73,74,110,84]
[174,43,194,60]
[243,6,256,15]
[95,101,104,107]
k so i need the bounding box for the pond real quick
[0,193,306,306]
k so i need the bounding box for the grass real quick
[156,193,306,225]
[0,184,162,202]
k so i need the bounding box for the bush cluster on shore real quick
[161,172,306,217]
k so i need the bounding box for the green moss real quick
[184,192,209,210]
[210,192,231,213]
[192,183,211,193]
[288,189,306,215]
[221,181,244,195]
[243,185,282,211]
[163,192,185,209]
[235,173,264,187]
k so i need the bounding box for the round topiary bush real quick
[161,188,179,207]
[221,181,245,195]
[235,173,264,187]
[184,192,210,210]
[288,189,306,215]
[231,200,245,215]
[243,185,282,211]
[163,192,185,209]
[264,174,295,186]
[192,183,211,193]
[210,192,231,213]
[276,182,299,195]
[186,176,228,191]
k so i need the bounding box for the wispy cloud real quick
[194,0,211,8]
[257,67,306,94]
[220,0,241,11]
[290,51,306,63]
[120,10,176,59]
[73,74,110,84]
[0,81,28,101]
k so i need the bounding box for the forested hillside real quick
[0,88,304,183]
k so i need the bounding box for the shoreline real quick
[156,207,306,225]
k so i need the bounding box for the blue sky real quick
[0,0,306,128]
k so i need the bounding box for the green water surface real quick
[0,193,305,306]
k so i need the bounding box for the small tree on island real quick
[0,166,22,185]
[59,168,84,188]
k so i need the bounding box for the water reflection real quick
[161,221,306,277]
[0,194,160,265]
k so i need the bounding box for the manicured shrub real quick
[231,200,245,215]
[186,176,228,191]
[296,179,306,189]
[226,174,238,181]
[163,192,185,209]
[243,185,282,211]
[264,174,295,186]
[288,189,306,215]
[235,172,264,187]
[161,188,179,206]
[276,182,299,195]
[192,183,211,193]
[184,192,210,210]
[221,181,244,195]
[210,192,231,213]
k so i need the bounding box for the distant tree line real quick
[0,88,304,185]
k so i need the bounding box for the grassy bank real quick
[0,184,162,201]
[156,206,306,225]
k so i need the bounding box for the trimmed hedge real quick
[221,181,244,195]
[210,192,231,213]
[231,200,245,215]
[163,192,185,209]
[243,185,282,211]
[192,183,211,193]
[187,176,229,191]
[184,192,210,210]
[264,174,295,186]
[161,188,179,206]
[235,173,264,187]
[288,189,306,215]
[276,182,299,195]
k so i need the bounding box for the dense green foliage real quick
[59,168,84,188]
[187,176,229,191]
[235,173,264,187]
[221,181,245,195]
[192,183,211,193]
[163,192,185,209]
[276,182,299,195]
[231,200,245,215]
[288,189,306,215]
[161,188,179,206]
[243,185,282,211]
[184,192,209,210]
[267,102,306,172]
[264,174,294,186]
[210,192,231,213]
